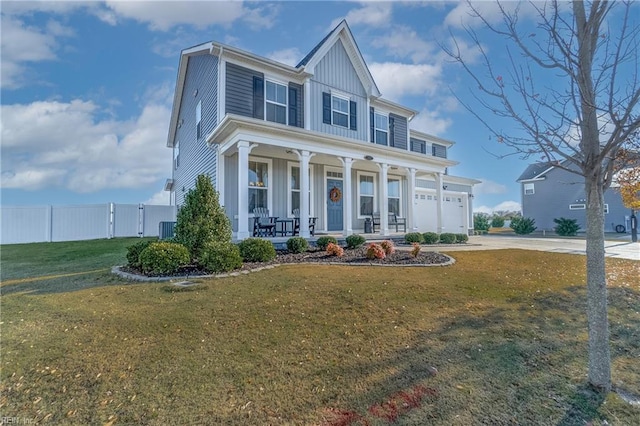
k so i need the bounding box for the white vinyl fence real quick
[0,203,176,245]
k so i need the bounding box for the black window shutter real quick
[369,107,375,143]
[349,101,357,131]
[253,76,264,119]
[389,116,395,147]
[322,92,331,124]
[288,86,298,127]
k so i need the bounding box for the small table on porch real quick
[275,218,295,237]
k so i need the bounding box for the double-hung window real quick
[288,163,314,216]
[332,95,349,128]
[358,172,376,217]
[173,141,180,170]
[524,183,535,195]
[374,113,388,145]
[265,80,287,125]
[249,159,270,212]
[388,178,401,216]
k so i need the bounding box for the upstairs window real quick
[524,183,535,195]
[196,101,202,139]
[332,95,349,128]
[265,80,287,125]
[374,113,388,145]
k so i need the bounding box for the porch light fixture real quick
[442,185,448,190]
[468,193,474,199]
[364,155,374,161]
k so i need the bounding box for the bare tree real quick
[444,1,640,392]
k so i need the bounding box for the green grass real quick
[1,240,639,425]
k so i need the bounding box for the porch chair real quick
[252,207,277,237]
[292,208,317,236]
[388,212,407,232]
[371,212,381,233]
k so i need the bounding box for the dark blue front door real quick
[327,179,343,231]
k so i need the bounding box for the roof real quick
[517,162,555,181]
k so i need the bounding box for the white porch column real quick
[378,162,389,236]
[299,150,313,238]
[435,172,444,233]
[237,141,255,240]
[217,147,225,207]
[341,157,354,236]
[407,168,417,232]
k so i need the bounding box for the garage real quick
[414,190,468,234]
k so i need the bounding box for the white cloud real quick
[474,200,522,214]
[369,62,442,102]
[474,179,508,195]
[267,48,302,67]
[444,1,568,29]
[1,97,172,193]
[372,25,435,63]
[144,189,170,206]
[330,2,393,29]
[409,108,452,136]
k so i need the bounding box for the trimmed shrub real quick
[286,237,309,253]
[174,174,231,262]
[554,217,580,236]
[455,233,469,243]
[126,240,152,268]
[410,242,421,258]
[238,238,276,262]
[380,240,395,256]
[491,216,505,228]
[200,241,243,273]
[474,213,491,232]
[139,242,190,275]
[404,232,424,244]
[326,242,344,257]
[366,243,386,260]
[316,236,338,250]
[511,217,537,235]
[439,233,457,244]
[345,234,366,249]
[422,232,439,244]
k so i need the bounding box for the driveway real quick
[439,235,640,261]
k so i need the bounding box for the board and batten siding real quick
[310,39,368,141]
[173,53,218,207]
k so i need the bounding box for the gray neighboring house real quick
[165,20,480,240]
[517,161,631,233]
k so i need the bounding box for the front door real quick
[327,178,343,231]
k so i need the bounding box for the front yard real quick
[1,240,638,424]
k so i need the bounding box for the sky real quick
[3,1,632,213]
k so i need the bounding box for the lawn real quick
[1,239,639,425]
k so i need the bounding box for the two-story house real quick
[517,161,631,232]
[165,20,479,240]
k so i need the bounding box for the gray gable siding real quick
[389,113,407,150]
[226,62,264,118]
[310,39,368,141]
[173,53,218,206]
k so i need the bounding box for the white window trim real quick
[374,111,389,145]
[387,176,402,217]
[604,204,609,214]
[287,161,314,218]
[331,93,349,128]
[174,141,180,170]
[248,156,273,214]
[569,203,586,210]
[357,171,377,219]
[265,79,288,125]
[524,183,535,195]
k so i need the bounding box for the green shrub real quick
[554,217,580,236]
[345,234,366,249]
[404,232,424,244]
[139,242,190,275]
[455,233,469,243]
[474,213,491,232]
[316,236,338,250]
[511,217,537,235]
[491,216,505,228]
[174,174,231,262]
[126,240,152,268]
[439,233,457,244]
[200,241,243,273]
[422,232,439,244]
[238,238,276,262]
[286,237,309,253]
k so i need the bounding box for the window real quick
[332,95,349,128]
[524,183,535,195]
[265,80,287,124]
[173,141,180,170]
[388,178,401,216]
[569,204,586,210]
[411,139,426,154]
[249,159,270,212]
[358,172,376,217]
[196,101,202,139]
[288,163,314,216]
[604,204,609,214]
[374,113,388,145]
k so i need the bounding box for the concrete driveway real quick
[439,235,640,261]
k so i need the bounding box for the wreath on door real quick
[329,186,342,203]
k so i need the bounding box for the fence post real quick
[138,204,144,237]
[108,203,115,239]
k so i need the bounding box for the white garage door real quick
[414,191,467,233]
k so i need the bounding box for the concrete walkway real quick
[438,235,639,261]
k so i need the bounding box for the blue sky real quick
[2,0,606,213]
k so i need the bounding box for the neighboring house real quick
[517,161,631,232]
[165,20,480,239]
